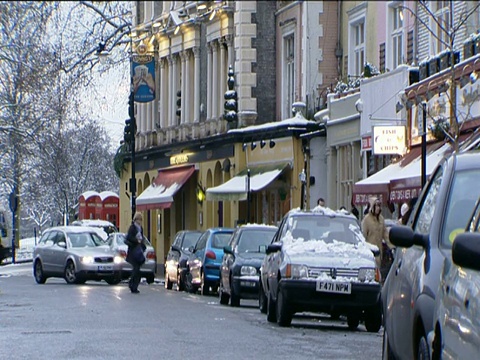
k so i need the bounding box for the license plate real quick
[316,280,351,294]
[98,265,113,271]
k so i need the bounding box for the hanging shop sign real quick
[373,126,406,155]
[132,43,155,103]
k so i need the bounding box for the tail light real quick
[205,250,216,259]
[118,250,127,259]
[375,268,381,282]
[146,251,156,260]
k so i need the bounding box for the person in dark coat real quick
[125,212,146,293]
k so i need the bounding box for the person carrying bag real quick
[125,212,146,293]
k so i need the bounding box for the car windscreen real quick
[182,232,202,250]
[289,215,361,244]
[69,232,104,247]
[211,233,233,249]
[237,229,276,253]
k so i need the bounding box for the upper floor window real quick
[432,0,450,54]
[348,3,367,78]
[390,5,404,68]
[353,22,365,77]
[282,33,295,118]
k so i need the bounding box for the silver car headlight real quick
[81,256,94,264]
[114,255,124,264]
[241,266,257,276]
[286,264,309,279]
[358,268,376,282]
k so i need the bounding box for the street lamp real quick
[96,30,136,220]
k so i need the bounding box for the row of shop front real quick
[118,114,324,264]
[120,54,480,268]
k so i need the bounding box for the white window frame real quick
[430,0,450,54]
[348,3,367,78]
[282,27,296,119]
[386,1,404,70]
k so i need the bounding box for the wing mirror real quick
[266,243,282,255]
[171,245,182,253]
[57,241,67,249]
[452,232,480,271]
[389,225,428,249]
[223,245,234,255]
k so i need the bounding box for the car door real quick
[190,232,208,284]
[50,231,68,275]
[389,167,444,358]
[443,198,480,357]
[266,218,289,301]
[222,230,239,293]
[37,231,56,272]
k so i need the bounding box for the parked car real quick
[185,227,235,295]
[106,232,157,284]
[260,207,382,330]
[429,195,480,360]
[33,226,123,285]
[219,224,277,306]
[383,152,480,360]
[71,219,118,241]
[164,230,203,291]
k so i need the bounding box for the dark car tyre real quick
[276,286,292,327]
[267,291,277,323]
[185,269,197,293]
[382,328,397,360]
[259,282,267,314]
[146,274,155,285]
[165,273,173,290]
[219,281,229,305]
[105,276,121,285]
[417,335,429,360]
[365,306,382,333]
[230,276,240,307]
[176,271,184,291]
[64,260,79,284]
[201,271,210,296]
[34,260,47,284]
[347,314,360,330]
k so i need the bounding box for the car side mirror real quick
[266,243,282,255]
[452,232,480,270]
[371,248,380,257]
[389,225,428,248]
[189,246,195,253]
[223,245,233,255]
[57,241,67,248]
[171,245,181,253]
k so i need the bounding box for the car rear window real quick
[237,230,276,253]
[211,233,232,249]
[182,232,202,250]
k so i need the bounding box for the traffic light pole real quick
[129,92,136,219]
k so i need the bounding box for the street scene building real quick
[120,0,480,271]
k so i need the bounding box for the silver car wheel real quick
[64,261,78,284]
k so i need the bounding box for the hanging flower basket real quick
[429,117,450,141]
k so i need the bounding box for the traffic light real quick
[124,118,134,147]
[224,65,237,126]
[176,90,181,119]
[128,92,135,120]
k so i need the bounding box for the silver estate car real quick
[106,232,157,284]
[33,226,123,285]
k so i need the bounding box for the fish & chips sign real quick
[373,126,406,155]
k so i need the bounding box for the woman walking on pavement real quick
[125,212,146,293]
[362,198,390,270]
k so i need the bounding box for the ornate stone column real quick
[167,55,174,127]
[193,46,200,124]
[180,50,187,125]
[220,38,227,120]
[225,34,234,71]
[184,49,191,125]
[206,42,213,121]
[159,58,167,129]
[211,40,219,120]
